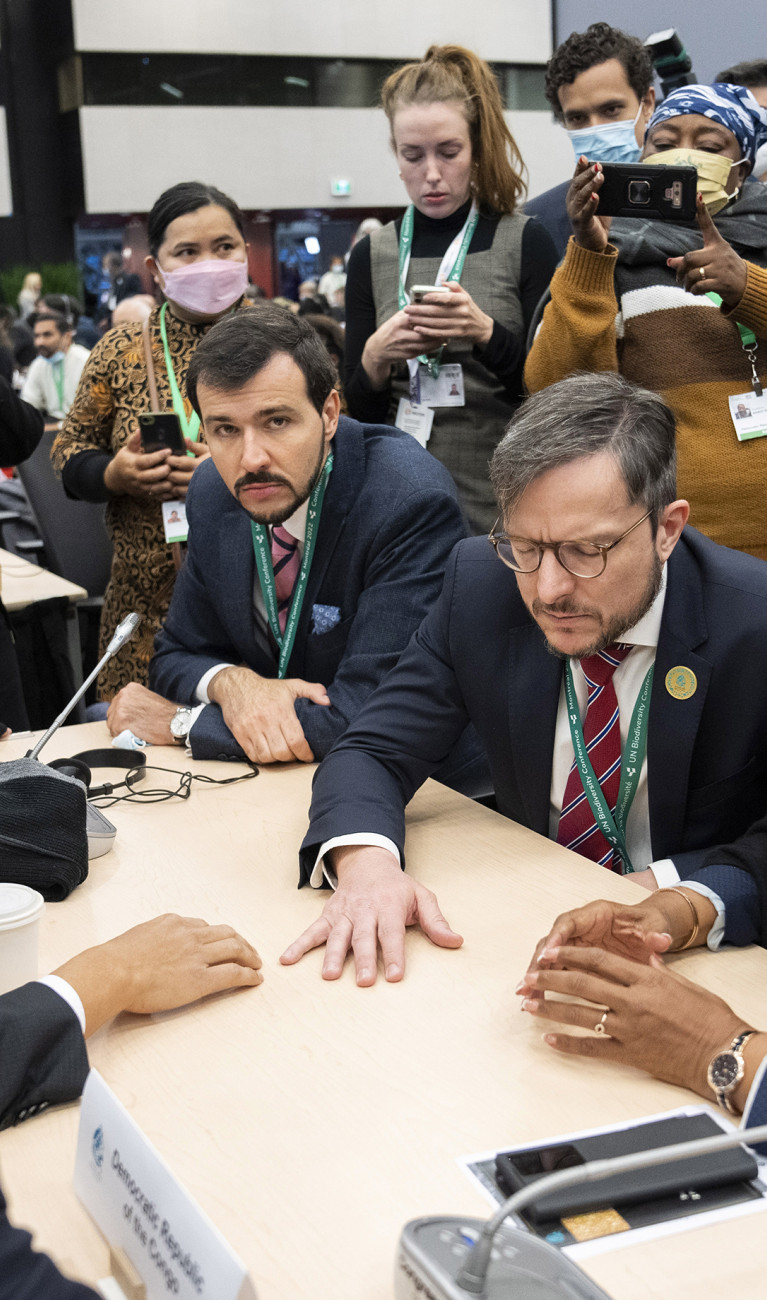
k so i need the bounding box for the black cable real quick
[89,762,258,808]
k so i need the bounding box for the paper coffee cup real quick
[0,883,45,995]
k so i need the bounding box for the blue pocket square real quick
[311,604,341,635]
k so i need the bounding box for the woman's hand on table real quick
[518,944,751,1100]
[403,282,494,347]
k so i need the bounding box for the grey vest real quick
[370,212,527,533]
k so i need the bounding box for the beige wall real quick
[72,0,551,62]
[79,105,572,213]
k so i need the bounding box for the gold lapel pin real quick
[665,666,697,700]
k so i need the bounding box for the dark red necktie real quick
[271,525,300,634]
[556,644,633,870]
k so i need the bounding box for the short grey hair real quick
[490,372,677,524]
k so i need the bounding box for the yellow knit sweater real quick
[525,238,767,560]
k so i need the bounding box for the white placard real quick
[74,1070,256,1300]
[395,397,434,447]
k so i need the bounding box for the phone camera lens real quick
[627,180,651,205]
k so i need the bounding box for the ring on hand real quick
[594,1010,610,1035]
[699,266,706,281]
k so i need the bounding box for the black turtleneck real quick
[343,199,557,423]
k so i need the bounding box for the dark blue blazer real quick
[0,983,96,1297]
[523,181,572,261]
[301,527,767,881]
[150,416,471,763]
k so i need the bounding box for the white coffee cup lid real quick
[0,883,45,931]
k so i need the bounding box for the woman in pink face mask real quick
[53,182,250,696]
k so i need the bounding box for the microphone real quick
[26,611,142,762]
[396,1122,767,1299]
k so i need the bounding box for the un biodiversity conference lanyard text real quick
[250,453,333,679]
[398,200,479,378]
[563,660,654,874]
[159,301,201,448]
[52,361,65,413]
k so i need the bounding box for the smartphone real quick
[596,162,697,223]
[410,284,452,302]
[139,412,186,455]
[494,1113,758,1222]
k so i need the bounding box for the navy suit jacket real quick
[301,527,767,882]
[0,982,95,1298]
[151,416,471,764]
[523,181,572,261]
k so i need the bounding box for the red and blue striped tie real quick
[556,643,633,870]
[271,525,300,635]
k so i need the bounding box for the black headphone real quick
[49,748,146,798]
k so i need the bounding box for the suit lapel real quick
[647,538,711,859]
[291,418,363,672]
[507,621,563,835]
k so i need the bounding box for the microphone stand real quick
[26,612,142,762]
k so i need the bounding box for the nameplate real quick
[74,1070,256,1300]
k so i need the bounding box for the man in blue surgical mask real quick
[22,307,89,432]
[525,22,655,258]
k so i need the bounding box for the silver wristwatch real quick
[707,1030,756,1113]
[169,706,195,745]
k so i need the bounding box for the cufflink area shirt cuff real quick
[310,835,401,889]
[38,975,86,1034]
[195,664,234,705]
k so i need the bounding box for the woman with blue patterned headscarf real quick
[525,81,767,560]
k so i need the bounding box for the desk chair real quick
[18,433,112,719]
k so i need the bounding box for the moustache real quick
[235,472,290,493]
[532,599,598,619]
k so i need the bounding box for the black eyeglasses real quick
[488,509,653,579]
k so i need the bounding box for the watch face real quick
[709,1052,741,1089]
[170,709,192,739]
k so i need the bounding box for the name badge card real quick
[729,390,767,442]
[395,397,434,447]
[417,362,465,409]
[74,1071,257,1300]
[162,500,189,544]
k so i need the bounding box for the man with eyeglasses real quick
[280,371,767,985]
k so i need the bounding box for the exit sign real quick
[330,178,353,197]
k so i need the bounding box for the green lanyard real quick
[398,201,480,377]
[706,291,762,395]
[563,660,654,873]
[159,302,201,447]
[250,453,333,678]
[52,361,65,414]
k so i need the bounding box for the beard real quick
[235,434,328,526]
[535,552,664,660]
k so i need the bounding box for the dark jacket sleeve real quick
[293,482,466,759]
[0,981,89,1131]
[0,1179,98,1300]
[697,813,767,945]
[0,377,44,467]
[343,236,392,424]
[298,542,472,883]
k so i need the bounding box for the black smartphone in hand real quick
[597,162,697,222]
[139,412,186,455]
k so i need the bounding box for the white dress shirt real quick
[21,343,89,419]
[194,498,309,707]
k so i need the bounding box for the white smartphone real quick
[410,284,452,302]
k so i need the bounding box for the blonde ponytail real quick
[381,44,527,215]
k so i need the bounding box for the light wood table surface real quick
[0,547,87,610]
[1,722,766,1299]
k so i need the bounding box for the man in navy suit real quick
[280,372,767,986]
[106,306,482,789]
[0,915,262,1296]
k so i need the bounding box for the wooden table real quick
[0,547,88,718]
[1,722,766,1299]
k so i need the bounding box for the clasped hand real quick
[209,666,330,764]
[104,431,209,501]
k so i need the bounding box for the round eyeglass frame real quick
[487,509,654,579]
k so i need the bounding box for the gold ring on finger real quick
[594,1010,610,1035]
[699,266,706,281]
